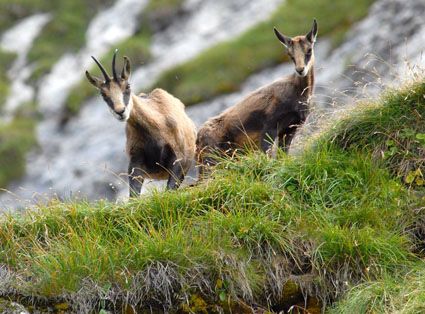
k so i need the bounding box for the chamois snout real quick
[86,50,132,122]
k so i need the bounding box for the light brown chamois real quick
[196,20,318,168]
[86,51,196,197]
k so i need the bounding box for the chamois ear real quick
[85,71,103,88]
[121,56,131,80]
[306,19,318,44]
[273,27,292,48]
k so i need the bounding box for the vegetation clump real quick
[0,105,38,188]
[0,80,423,312]
[0,49,16,109]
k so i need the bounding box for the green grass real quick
[330,264,425,314]
[0,49,16,109]
[322,81,425,188]
[152,0,375,106]
[0,80,424,312]
[0,105,38,188]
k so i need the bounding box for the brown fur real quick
[126,89,196,181]
[196,21,318,168]
[86,53,196,196]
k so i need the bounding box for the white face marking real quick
[294,52,314,77]
[108,95,133,122]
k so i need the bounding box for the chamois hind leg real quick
[166,159,185,190]
[128,160,144,197]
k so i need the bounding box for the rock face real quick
[1,0,425,208]
[315,0,425,102]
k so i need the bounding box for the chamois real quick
[86,51,196,197]
[197,20,318,168]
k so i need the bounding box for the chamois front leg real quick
[260,129,278,153]
[166,159,185,190]
[128,159,144,197]
[279,124,299,152]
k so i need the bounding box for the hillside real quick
[3,0,425,206]
[0,80,423,313]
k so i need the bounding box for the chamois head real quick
[86,50,132,122]
[274,19,318,77]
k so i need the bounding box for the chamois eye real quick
[126,84,130,90]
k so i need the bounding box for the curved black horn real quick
[112,49,118,81]
[91,56,110,82]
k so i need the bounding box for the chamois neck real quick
[126,94,159,131]
[296,63,315,98]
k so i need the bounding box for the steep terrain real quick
[0,79,423,313]
[0,0,422,208]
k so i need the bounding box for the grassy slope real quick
[0,105,37,188]
[0,81,423,313]
[0,48,32,189]
[0,0,47,31]
[0,50,16,109]
[152,0,375,106]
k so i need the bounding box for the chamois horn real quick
[91,56,110,82]
[112,49,118,81]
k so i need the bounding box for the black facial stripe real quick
[123,88,131,106]
[305,54,311,65]
[101,94,114,109]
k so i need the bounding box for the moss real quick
[0,105,38,188]
[153,0,375,106]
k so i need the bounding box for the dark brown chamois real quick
[196,20,318,169]
[86,51,196,197]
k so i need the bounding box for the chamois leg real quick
[128,161,144,197]
[279,125,298,152]
[260,129,278,153]
[166,159,185,190]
